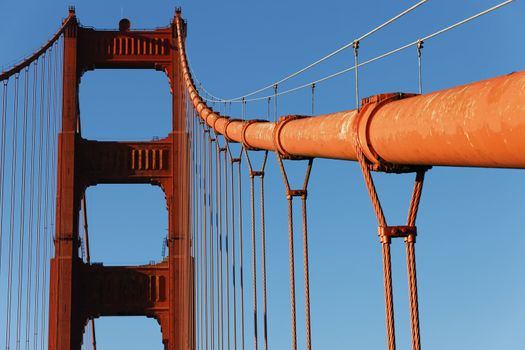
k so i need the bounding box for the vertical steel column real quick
[167,10,192,349]
[48,8,83,350]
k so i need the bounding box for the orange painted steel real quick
[177,16,525,169]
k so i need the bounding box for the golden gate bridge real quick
[0,1,523,349]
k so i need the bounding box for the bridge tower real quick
[48,8,193,349]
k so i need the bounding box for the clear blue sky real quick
[1,0,524,349]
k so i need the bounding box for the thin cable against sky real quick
[201,0,513,104]
[194,0,428,102]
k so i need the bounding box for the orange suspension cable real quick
[216,137,225,350]
[275,155,314,350]
[24,61,39,349]
[237,150,246,350]
[5,73,20,350]
[0,79,8,281]
[208,128,214,350]
[353,95,428,350]
[243,149,269,350]
[226,142,242,350]
[15,67,30,350]
[221,138,231,350]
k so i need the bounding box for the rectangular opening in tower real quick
[82,184,168,266]
[82,316,164,349]
[79,69,172,141]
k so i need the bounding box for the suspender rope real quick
[34,54,46,350]
[204,125,208,349]
[190,115,195,349]
[203,125,208,350]
[243,149,269,350]
[211,128,218,350]
[209,127,214,350]
[273,84,278,122]
[5,73,20,350]
[275,156,314,350]
[226,142,243,350]
[352,94,429,350]
[311,83,315,115]
[196,121,201,350]
[267,97,271,120]
[204,127,211,350]
[416,40,424,94]
[206,133,217,349]
[241,98,246,120]
[406,171,425,350]
[41,46,54,349]
[239,104,247,350]
[25,61,38,350]
[192,118,196,348]
[15,67,30,350]
[0,79,8,279]
[218,135,231,350]
[216,140,226,350]
[353,40,360,110]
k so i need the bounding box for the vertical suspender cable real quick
[275,157,314,350]
[33,53,46,350]
[248,156,258,350]
[244,150,269,350]
[353,149,395,350]
[215,140,224,350]
[405,171,425,350]
[353,40,360,110]
[218,140,226,348]
[223,143,231,350]
[227,144,240,350]
[24,61,38,350]
[273,84,278,122]
[204,125,209,350]
[204,128,209,350]
[416,40,424,94]
[237,154,246,350]
[40,48,53,350]
[267,98,271,120]
[5,73,20,350]
[258,160,269,350]
[0,79,8,281]
[40,47,54,350]
[190,113,195,349]
[207,130,214,350]
[239,105,247,350]
[214,136,222,350]
[197,123,202,350]
[310,83,315,116]
[353,114,428,350]
[193,108,197,350]
[206,130,216,349]
[286,190,297,350]
[15,67,30,350]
